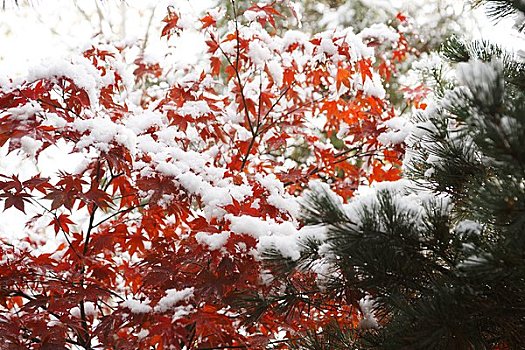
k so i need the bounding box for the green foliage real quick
[376,41,525,347]
[288,321,358,350]
[441,36,525,86]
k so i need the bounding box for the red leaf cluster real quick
[0,4,422,349]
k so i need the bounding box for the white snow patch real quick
[122,299,153,314]
[195,231,230,250]
[154,287,194,313]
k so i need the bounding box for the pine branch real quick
[473,0,525,32]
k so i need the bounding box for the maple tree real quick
[0,2,418,349]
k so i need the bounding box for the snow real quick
[339,29,375,61]
[258,235,301,260]
[224,213,305,259]
[20,136,43,158]
[317,3,355,30]
[459,253,491,268]
[455,220,482,237]
[248,40,273,67]
[73,116,137,152]
[154,287,194,313]
[171,305,195,322]
[70,302,97,318]
[305,180,344,208]
[136,329,150,340]
[377,117,414,145]
[255,173,300,217]
[411,52,443,72]
[176,101,212,118]
[244,10,266,22]
[358,296,378,329]
[359,23,400,42]
[267,59,284,86]
[122,298,153,313]
[232,215,299,239]
[362,72,386,99]
[456,59,502,106]
[226,215,272,238]
[282,30,311,52]
[305,179,440,235]
[423,167,435,178]
[4,102,43,119]
[195,231,230,251]
[319,37,338,56]
[125,110,166,134]
[472,6,525,51]
[26,56,108,105]
[175,172,254,220]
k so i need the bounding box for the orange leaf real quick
[210,56,221,77]
[200,14,216,29]
[336,67,351,90]
[161,9,180,39]
[370,164,401,183]
[358,59,373,84]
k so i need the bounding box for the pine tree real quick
[258,1,525,349]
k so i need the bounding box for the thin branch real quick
[282,145,391,188]
[215,38,255,135]
[140,7,156,54]
[257,69,264,129]
[213,1,255,135]
[239,135,257,172]
[239,83,294,171]
[79,300,91,349]
[82,161,102,256]
[93,202,147,228]
[261,83,293,122]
